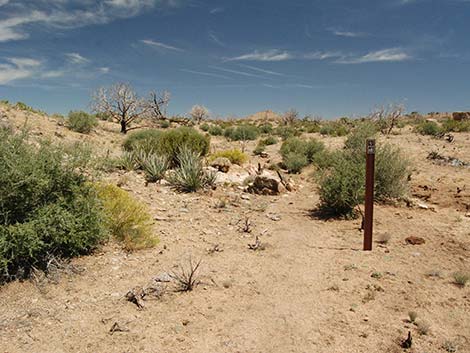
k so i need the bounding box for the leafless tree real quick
[282,109,298,125]
[189,105,209,123]
[92,83,170,134]
[370,103,405,135]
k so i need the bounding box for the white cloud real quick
[0,1,183,42]
[141,39,184,51]
[208,31,224,46]
[65,52,90,64]
[0,57,42,84]
[226,49,293,62]
[40,70,66,78]
[337,48,412,64]
[304,51,343,60]
[211,66,265,78]
[332,30,366,38]
[238,64,285,76]
[180,68,231,80]
[99,67,110,73]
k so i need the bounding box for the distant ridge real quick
[244,110,282,123]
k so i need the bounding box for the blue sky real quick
[0,0,469,118]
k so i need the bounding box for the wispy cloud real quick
[303,51,344,60]
[238,64,285,76]
[226,49,293,62]
[141,39,184,51]
[65,52,90,65]
[262,83,315,89]
[337,48,412,64]
[209,7,224,14]
[0,57,41,84]
[332,30,367,38]
[99,67,110,74]
[211,66,265,78]
[208,31,224,46]
[0,0,183,43]
[180,68,231,80]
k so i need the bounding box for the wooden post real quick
[364,139,375,251]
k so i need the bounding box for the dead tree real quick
[92,83,170,134]
[189,105,209,124]
[370,103,405,135]
[282,109,298,125]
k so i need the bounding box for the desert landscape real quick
[0,98,469,353]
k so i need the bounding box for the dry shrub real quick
[95,183,157,251]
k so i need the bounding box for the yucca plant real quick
[118,151,139,171]
[142,154,169,183]
[168,148,216,192]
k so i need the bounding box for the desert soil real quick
[0,108,469,353]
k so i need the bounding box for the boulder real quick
[247,175,280,195]
[452,111,470,121]
[210,157,231,173]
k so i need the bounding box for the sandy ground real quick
[0,108,469,353]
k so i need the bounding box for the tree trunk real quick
[120,120,127,134]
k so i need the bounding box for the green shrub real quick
[208,125,224,136]
[66,111,98,134]
[0,131,106,281]
[280,137,325,165]
[414,121,442,136]
[168,149,216,192]
[123,127,210,166]
[200,123,210,132]
[442,119,470,133]
[253,144,266,156]
[260,136,278,145]
[95,183,157,251]
[283,152,308,173]
[210,149,248,165]
[259,123,273,134]
[160,120,170,129]
[344,122,379,151]
[274,126,301,140]
[227,125,259,141]
[123,129,162,153]
[316,128,410,217]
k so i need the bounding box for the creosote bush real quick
[316,124,410,217]
[280,137,325,173]
[0,130,106,282]
[95,183,157,251]
[66,111,98,134]
[208,125,223,136]
[414,120,442,136]
[168,148,216,192]
[210,149,248,165]
[227,124,259,141]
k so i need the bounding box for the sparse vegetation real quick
[280,137,325,173]
[416,320,430,335]
[452,271,469,287]
[414,120,442,136]
[170,258,202,292]
[408,311,418,323]
[227,124,259,141]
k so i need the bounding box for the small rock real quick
[405,236,426,245]
[210,157,231,173]
[266,213,281,221]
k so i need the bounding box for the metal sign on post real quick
[364,139,375,251]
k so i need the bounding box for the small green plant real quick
[253,143,266,156]
[141,154,169,182]
[95,183,157,251]
[168,148,216,192]
[280,137,325,173]
[414,120,442,136]
[160,120,170,129]
[66,110,98,134]
[200,123,210,131]
[227,125,259,141]
[208,125,223,136]
[259,123,273,134]
[261,136,278,145]
[442,118,470,133]
[452,271,470,287]
[209,149,248,165]
[283,152,308,173]
[118,151,140,171]
[408,311,418,323]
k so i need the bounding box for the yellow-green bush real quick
[209,149,248,165]
[95,183,157,251]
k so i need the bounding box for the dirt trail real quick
[1,179,469,353]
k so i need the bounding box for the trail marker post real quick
[363,139,375,251]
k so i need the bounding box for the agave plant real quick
[118,151,139,171]
[142,154,169,183]
[168,148,216,192]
